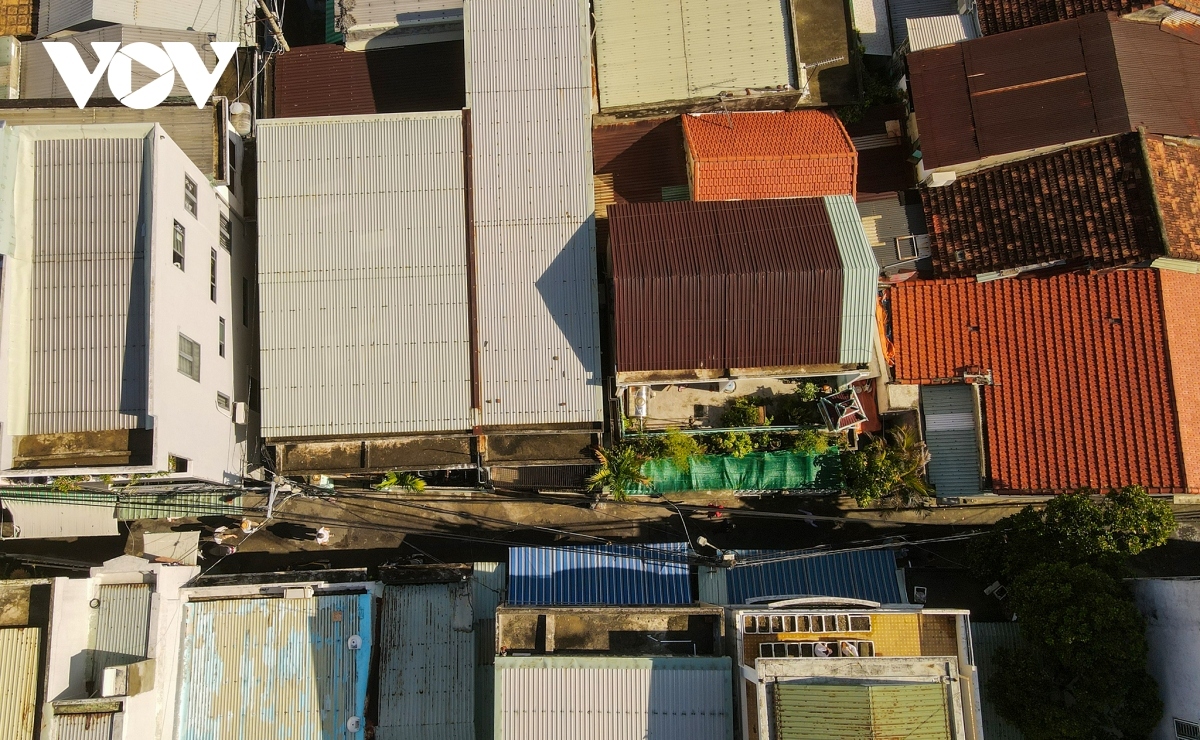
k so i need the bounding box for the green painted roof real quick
[774,683,952,740]
[593,0,792,109]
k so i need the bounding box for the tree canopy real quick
[969,486,1175,584]
[841,426,931,508]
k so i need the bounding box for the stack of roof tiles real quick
[892,269,1200,494]
[921,135,1161,277]
[683,111,858,201]
[974,0,1158,34]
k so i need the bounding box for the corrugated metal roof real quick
[0,104,220,178]
[257,113,472,439]
[338,0,463,50]
[495,656,734,740]
[970,622,1024,740]
[38,0,255,43]
[857,194,923,271]
[176,593,374,740]
[0,627,40,739]
[507,544,693,606]
[57,712,116,740]
[825,195,879,366]
[922,385,982,497]
[30,137,147,434]
[909,14,1200,169]
[592,0,791,110]
[774,683,952,739]
[591,118,689,206]
[21,28,217,100]
[93,583,151,683]
[377,583,475,740]
[272,42,465,118]
[466,0,603,427]
[907,14,979,50]
[725,549,904,604]
[471,563,504,740]
[1,497,119,538]
[608,198,876,375]
[888,0,958,48]
[115,490,244,520]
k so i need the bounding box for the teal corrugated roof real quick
[176,593,374,739]
[922,385,983,497]
[593,0,792,109]
[824,195,880,365]
[115,490,244,520]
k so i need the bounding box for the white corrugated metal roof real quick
[906,14,978,52]
[495,656,734,740]
[465,0,603,427]
[0,627,40,739]
[376,583,475,740]
[256,113,473,439]
[2,499,119,538]
[38,0,255,43]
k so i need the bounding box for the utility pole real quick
[255,0,290,52]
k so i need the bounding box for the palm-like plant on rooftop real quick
[587,446,651,502]
[841,425,932,509]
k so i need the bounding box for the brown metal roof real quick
[921,134,1163,276]
[910,13,1200,169]
[910,13,1134,168]
[272,42,465,118]
[592,117,689,205]
[608,199,844,373]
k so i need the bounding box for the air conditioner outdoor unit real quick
[233,402,248,424]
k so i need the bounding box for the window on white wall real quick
[173,221,186,270]
[210,249,218,303]
[216,392,231,411]
[219,214,232,252]
[178,333,201,382]
[184,175,198,217]
[218,317,226,358]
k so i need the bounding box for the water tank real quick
[229,101,252,136]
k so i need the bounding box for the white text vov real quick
[43,42,239,110]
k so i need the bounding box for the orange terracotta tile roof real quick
[892,270,1193,494]
[682,111,857,200]
[1146,135,1200,262]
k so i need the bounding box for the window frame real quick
[210,249,218,303]
[172,221,186,270]
[218,317,226,358]
[219,213,232,252]
[177,332,201,382]
[184,175,198,217]
[1176,719,1200,740]
[216,392,231,411]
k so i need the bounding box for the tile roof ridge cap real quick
[696,152,855,161]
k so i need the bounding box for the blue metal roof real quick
[508,544,693,605]
[725,549,905,605]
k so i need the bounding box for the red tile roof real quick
[682,111,857,200]
[892,270,1191,493]
[1146,135,1200,262]
[975,0,1154,34]
[921,135,1163,277]
[1160,269,1200,488]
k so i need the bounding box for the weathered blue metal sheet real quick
[176,593,374,740]
[725,549,904,605]
[507,544,693,606]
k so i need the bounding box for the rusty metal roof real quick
[609,197,878,375]
[592,117,689,207]
[910,13,1200,169]
[272,42,464,118]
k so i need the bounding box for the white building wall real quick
[1133,578,1200,739]
[145,125,249,484]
